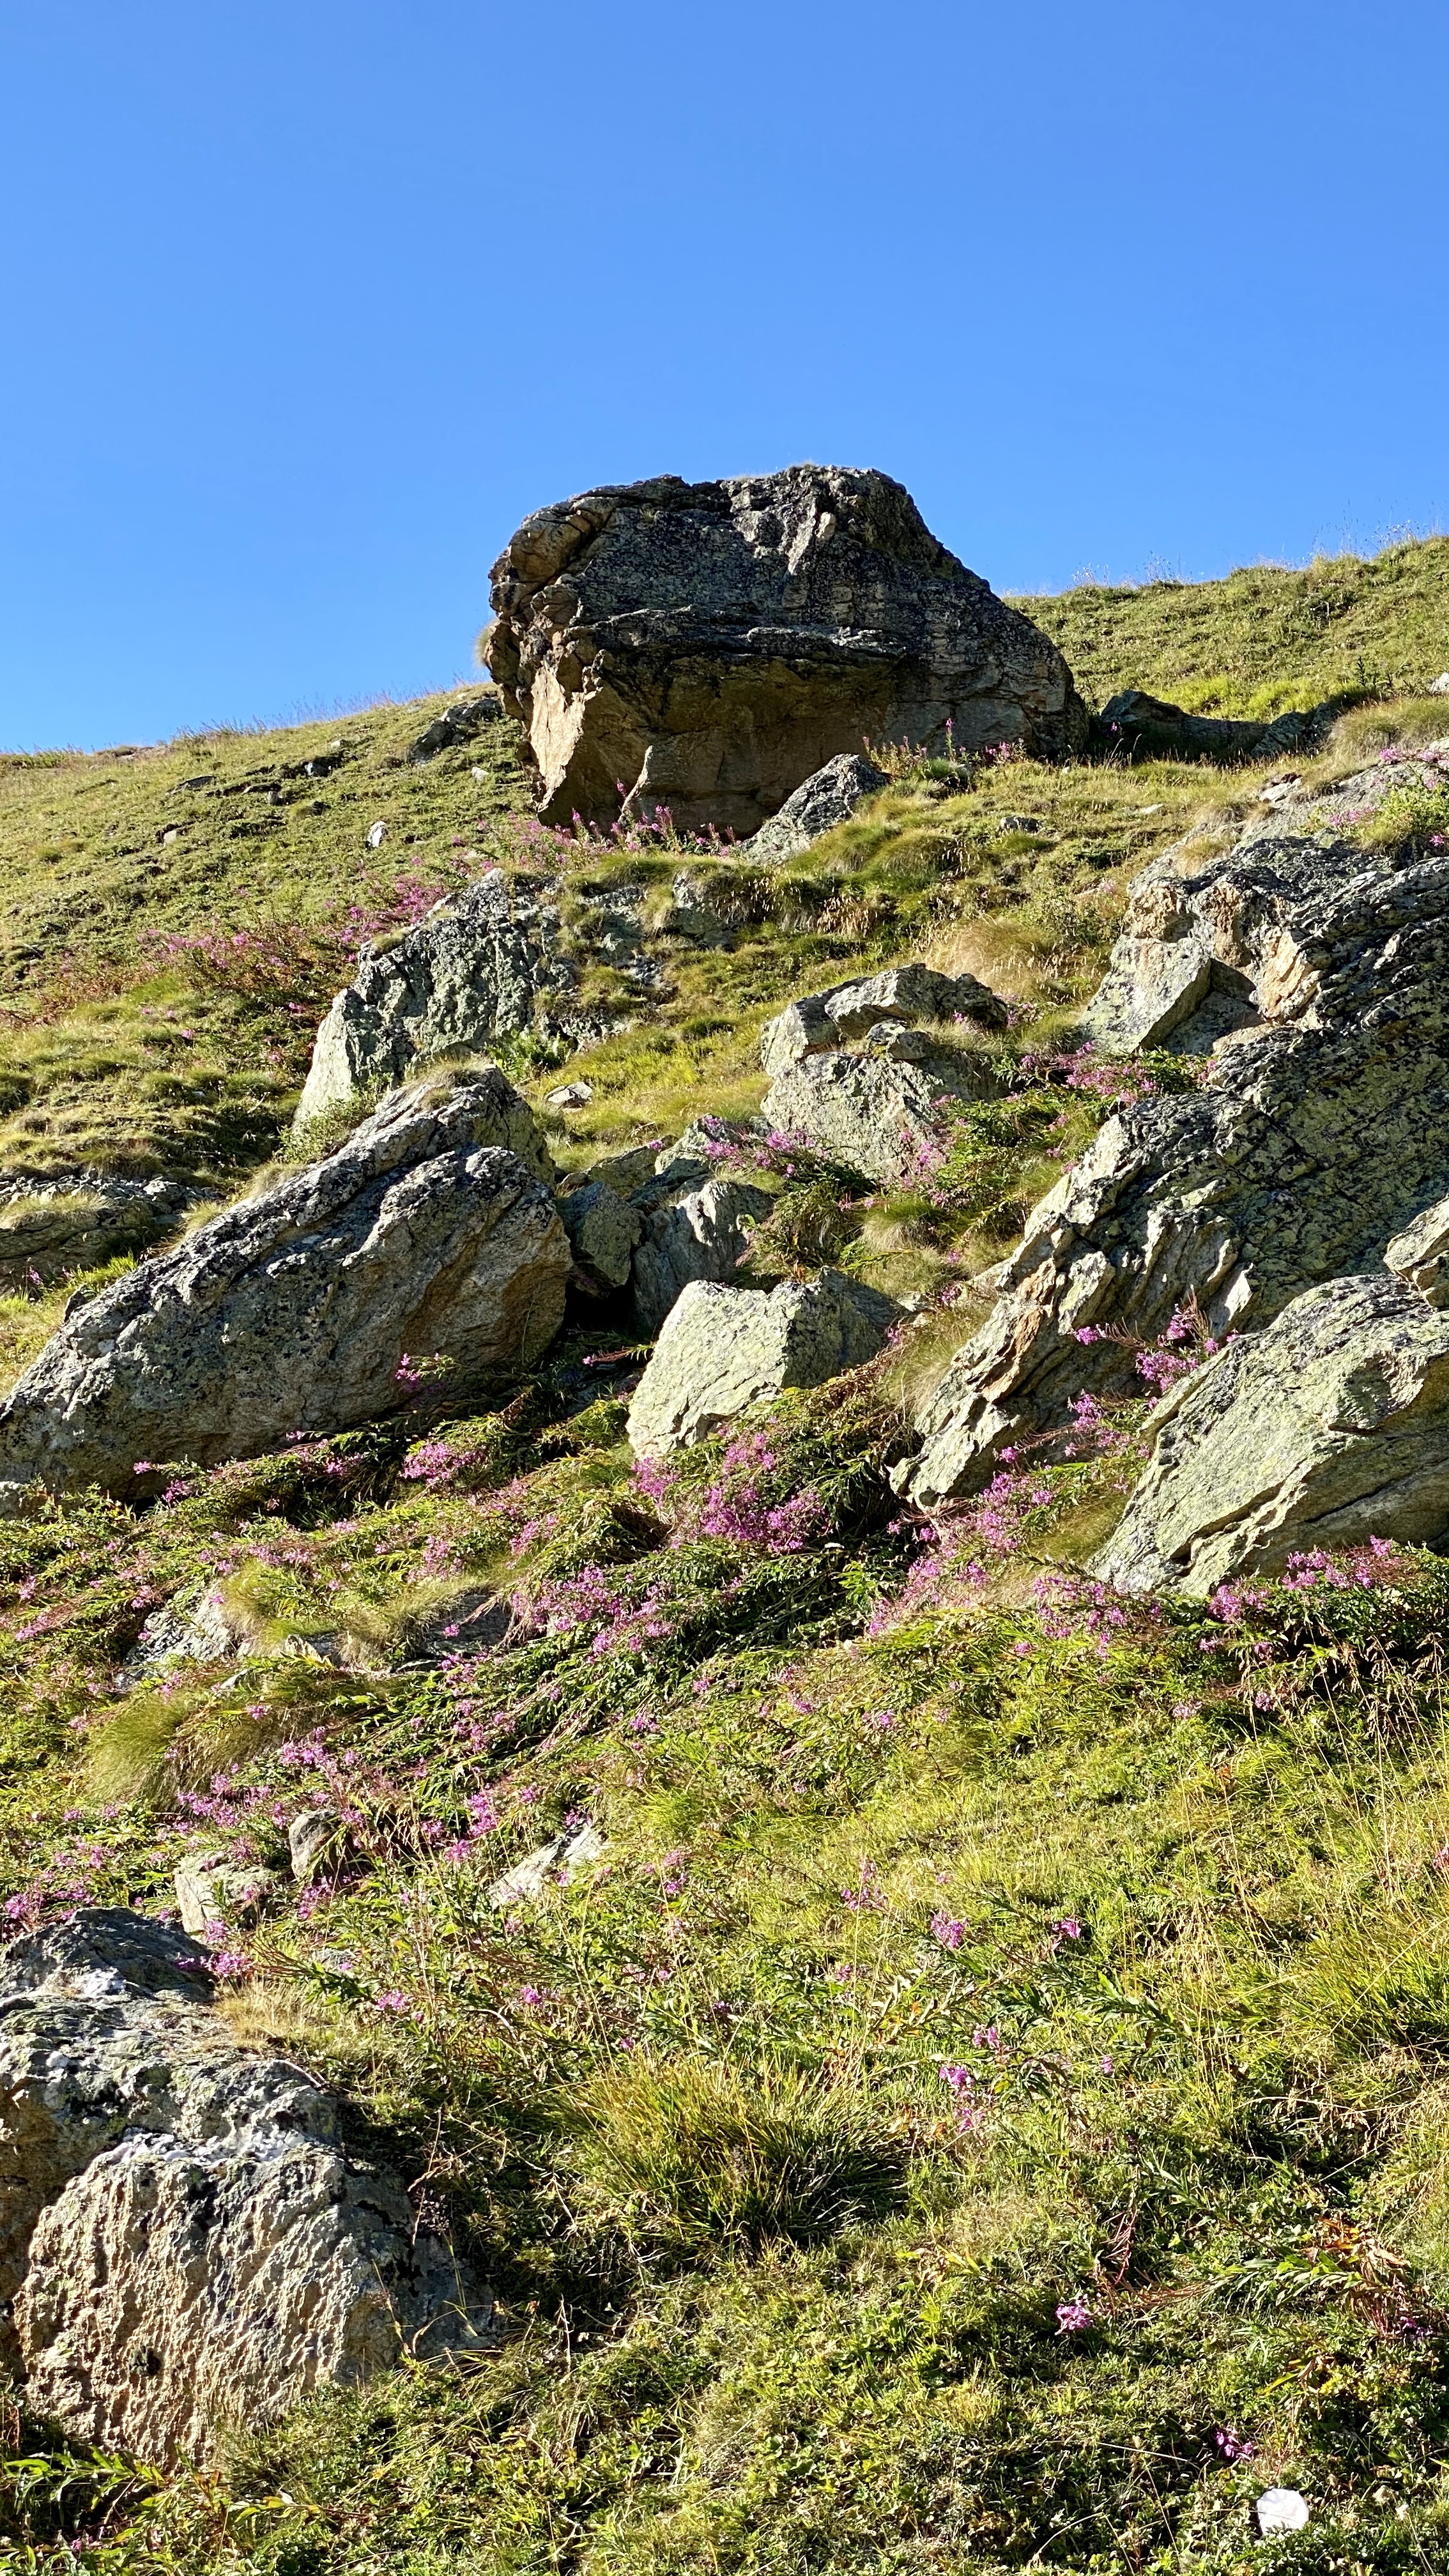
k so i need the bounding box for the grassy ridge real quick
[3,588,1449,2568]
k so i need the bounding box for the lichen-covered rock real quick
[903,756,1449,1503]
[1386,1192,1449,1307]
[173,1852,283,1937]
[739,753,889,862]
[0,1172,195,1284]
[628,1271,900,1456]
[759,963,1006,1078]
[762,1046,996,1184]
[295,875,572,1132]
[560,1178,643,1288]
[483,466,1087,833]
[488,1821,607,1908]
[1094,1275,1449,1597]
[0,1910,488,2462]
[631,1176,773,1337]
[0,1077,571,1506]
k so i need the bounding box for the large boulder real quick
[762,1045,997,1186]
[482,466,1088,834]
[295,875,573,1132]
[1094,1274,1449,1597]
[738,752,889,863]
[0,1911,486,2463]
[629,1271,901,1457]
[0,1075,571,1506]
[903,746,1449,1503]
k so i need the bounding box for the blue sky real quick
[2,0,1445,750]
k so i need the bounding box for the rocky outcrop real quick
[561,1178,643,1289]
[762,1046,997,1186]
[1096,689,1344,767]
[482,466,1087,833]
[0,1172,194,1285]
[903,747,1449,1503]
[739,753,889,862]
[631,1172,773,1337]
[0,1910,487,2460]
[0,1077,571,1507]
[629,1270,901,1457]
[295,875,574,1131]
[406,693,502,763]
[760,963,1007,1079]
[1094,1274,1449,1597]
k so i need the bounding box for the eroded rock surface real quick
[762,1046,997,1186]
[483,466,1087,833]
[296,875,574,1130]
[905,751,1449,1502]
[630,1172,773,1337]
[0,1077,571,1506]
[0,1911,487,2458]
[628,1271,900,1456]
[739,752,889,862]
[760,962,1007,1080]
[1094,1275,1449,1597]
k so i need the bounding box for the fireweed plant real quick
[9,673,1449,2564]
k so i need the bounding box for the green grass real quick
[4,585,1449,2570]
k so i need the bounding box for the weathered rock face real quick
[628,1271,901,1457]
[760,963,1008,1079]
[295,875,574,1131]
[482,467,1087,833]
[0,1911,487,2460]
[904,749,1449,1504]
[762,1046,997,1186]
[739,753,889,862]
[406,692,502,763]
[631,1173,774,1337]
[1096,688,1342,768]
[0,1077,571,1506]
[1094,1275,1449,1597]
[0,1172,194,1284]
[560,1178,643,1289]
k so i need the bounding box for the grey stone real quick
[545,1080,593,1108]
[761,1046,996,1184]
[662,870,732,944]
[739,752,890,863]
[295,874,574,1131]
[863,1021,934,1061]
[116,1588,243,1689]
[173,1853,282,1937]
[0,1077,572,1505]
[628,1269,901,1457]
[1386,1193,1449,1307]
[482,466,1087,833]
[632,1176,773,1337]
[903,749,1449,1503]
[1094,1274,1449,1598]
[288,1809,342,1883]
[758,963,1006,1080]
[0,1908,489,2457]
[407,693,502,762]
[0,1172,194,1284]
[561,1179,642,1288]
[1096,689,1341,767]
[760,997,838,1080]
[487,1821,607,1908]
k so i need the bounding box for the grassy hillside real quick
[3,597,1449,2569]
[1018,535,1449,721]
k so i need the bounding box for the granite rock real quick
[627,1270,901,1456]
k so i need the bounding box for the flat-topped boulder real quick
[482,466,1087,833]
[0,1074,571,1506]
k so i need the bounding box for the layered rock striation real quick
[483,467,1087,833]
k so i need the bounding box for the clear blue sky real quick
[2,0,1445,751]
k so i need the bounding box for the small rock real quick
[288,1809,342,1883]
[1430,673,1449,696]
[174,1854,283,1936]
[546,1080,593,1108]
[628,1270,901,1456]
[365,820,387,849]
[407,695,500,762]
[561,1179,643,1288]
[740,753,890,864]
[488,1821,606,1906]
[1255,2490,1310,2536]
[761,1047,996,1186]
[760,997,838,1080]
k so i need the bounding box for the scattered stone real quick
[1430,673,1449,696]
[739,752,890,863]
[661,868,732,945]
[174,1852,283,1937]
[0,1909,489,2460]
[0,1077,572,1506]
[762,1046,996,1186]
[295,875,574,1132]
[628,1270,901,1455]
[546,1080,593,1108]
[116,1588,243,1688]
[288,1810,342,1883]
[560,1179,643,1288]
[483,466,1087,832]
[631,1174,773,1337]
[487,1821,606,1907]
[365,820,387,849]
[407,694,502,762]
[902,758,1449,1503]
[1094,1275,1449,1598]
